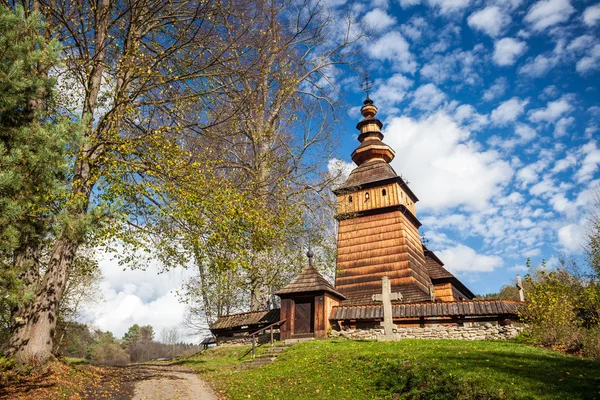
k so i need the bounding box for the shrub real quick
[89,343,129,364]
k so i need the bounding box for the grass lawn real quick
[179,339,600,400]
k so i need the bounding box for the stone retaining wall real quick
[330,323,525,341]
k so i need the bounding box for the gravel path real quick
[130,364,217,400]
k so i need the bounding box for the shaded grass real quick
[180,339,600,400]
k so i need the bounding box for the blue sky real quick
[329,0,599,295]
[87,0,599,338]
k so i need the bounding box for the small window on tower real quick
[382,189,387,196]
[365,192,370,200]
[348,196,353,203]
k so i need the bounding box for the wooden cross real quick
[372,276,402,336]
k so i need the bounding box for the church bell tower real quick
[333,96,432,305]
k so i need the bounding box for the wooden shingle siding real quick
[336,210,432,301]
[337,182,416,215]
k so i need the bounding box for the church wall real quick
[336,183,416,216]
[280,298,295,340]
[434,283,455,301]
[336,211,431,297]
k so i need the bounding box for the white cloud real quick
[400,16,428,41]
[491,97,529,125]
[410,83,447,110]
[557,223,586,252]
[576,44,600,75]
[482,77,508,102]
[553,116,574,138]
[575,140,600,183]
[420,46,484,85]
[468,6,511,37]
[84,250,194,338]
[363,9,397,32]
[372,73,414,109]
[437,244,504,272]
[566,34,596,53]
[583,4,600,26]
[427,0,472,15]
[528,96,573,123]
[519,53,559,77]
[400,0,421,8]
[493,37,527,66]
[524,0,575,31]
[367,31,418,73]
[454,104,489,131]
[515,124,537,142]
[384,112,513,210]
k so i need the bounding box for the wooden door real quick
[294,301,313,335]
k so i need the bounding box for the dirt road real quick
[130,364,217,400]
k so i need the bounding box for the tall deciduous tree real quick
[5,0,254,363]
[150,0,361,323]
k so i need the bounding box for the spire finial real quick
[361,73,373,105]
[307,248,314,267]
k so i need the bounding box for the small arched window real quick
[348,196,353,203]
[382,189,387,196]
[365,192,370,200]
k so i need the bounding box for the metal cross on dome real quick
[361,73,373,100]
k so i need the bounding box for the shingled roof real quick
[424,250,455,280]
[211,309,280,331]
[330,300,523,320]
[275,265,345,299]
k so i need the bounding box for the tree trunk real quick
[8,237,79,363]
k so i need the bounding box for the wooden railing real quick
[249,319,286,359]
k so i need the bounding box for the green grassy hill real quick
[179,339,600,400]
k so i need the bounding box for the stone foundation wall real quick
[330,323,525,341]
[216,332,280,346]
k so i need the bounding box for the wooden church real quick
[210,97,520,342]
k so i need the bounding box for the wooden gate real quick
[294,301,313,335]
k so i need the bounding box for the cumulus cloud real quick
[400,16,428,41]
[84,250,195,338]
[384,112,513,210]
[557,223,586,252]
[367,31,418,73]
[363,8,397,32]
[576,44,600,75]
[493,37,527,66]
[437,244,504,272]
[519,53,560,77]
[427,0,472,15]
[371,73,414,109]
[553,116,575,138]
[410,83,447,110]
[482,77,508,102]
[528,96,573,123]
[453,104,489,131]
[583,4,600,26]
[420,46,484,85]
[524,0,575,31]
[574,140,600,183]
[468,6,511,37]
[491,97,529,125]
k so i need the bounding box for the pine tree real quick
[0,5,79,354]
